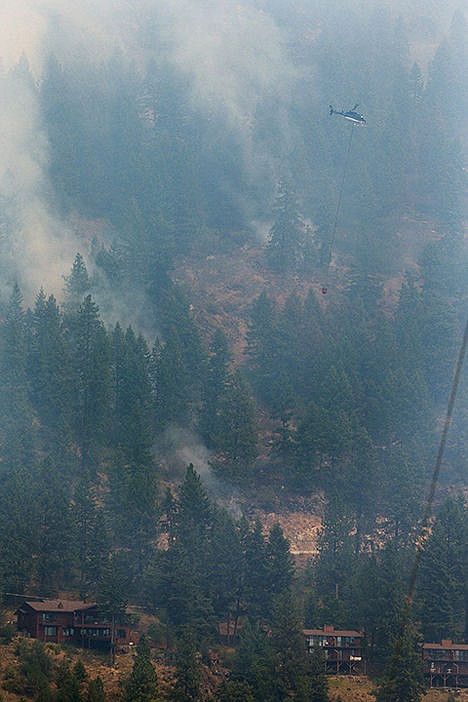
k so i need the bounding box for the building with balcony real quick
[304,625,365,674]
[16,599,132,650]
[423,640,468,688]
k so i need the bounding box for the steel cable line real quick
[322,124,355,292]
[407,315,468,605]
[381,316,468,695]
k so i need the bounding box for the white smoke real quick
[154,1,296,130]
[0,0,298,298]
[161,425,218,490]
[0,0,142,299]
[0,0,455,298]
[0,3,75,297]
[160,425,244,517]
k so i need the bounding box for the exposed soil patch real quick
[174,245,324,364]
[255,509,322,558]
[328,675,468,702]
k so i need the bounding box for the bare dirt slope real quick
[328,675,468,702]
[0,638,173,701]
[174,244,325,362]
[1,639,467,701]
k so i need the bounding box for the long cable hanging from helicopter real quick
[321,94,468,694]
[322,103,367,294]
[326,103,468,691]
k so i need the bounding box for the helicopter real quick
[329,104,366,124]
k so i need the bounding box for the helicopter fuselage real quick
[329,105,366,124]
[341,112,366,124]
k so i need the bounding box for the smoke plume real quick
[0,0,457,298]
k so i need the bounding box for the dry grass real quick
[327,675,468,702]
[0,637,173,701]
[1,639,468,701]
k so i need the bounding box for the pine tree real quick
[34,459,74,595]
[112,457,157,579]
[63,253,91,314]
[382,446,422,543]
[55,659,83,702]
[0,283,34,469]
[176,464,212,540]
[86,677,105,702]
[274,293,305,397]
[67,295,111,469]
[16,639,54,700]
[212,370,257,478]
[73,660,88,684]
[270,592,329,702]
[267,524,294,599]
[308,645,330,702]
[72,477,109,597]
[353,543,408,668]
[418,240,461,400]
[376,617,425,702]
[295,402,332,478]
[232,620,280,702]
[267,180,305,272]
[416,497,466,642]
[111,324,153,466]
[29,289,73,454]
[198,328,231,447]
[242,520,272,621]
[170,630,201,702]
[152,334,193,428]
[155,542,216,640]
[153,466,217,640]
[216,681,255,702]
[98,554,129,666]
[245,292,278,404]
[154,285,206,424]
[0,466,39,591]
[314,495,355,626]
[207,508,243,623]
[123,636,159,702]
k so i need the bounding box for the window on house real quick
[62,628,74,637]
[454,650,468,662]
[427,650,446,661]
[44,626,57,636]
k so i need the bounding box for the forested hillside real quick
[0,1,466,699]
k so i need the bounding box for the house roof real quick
[18,600,97,613]
[423,641,468,651]
[304,628,362,638]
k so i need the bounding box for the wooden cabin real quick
[304,625,365,674]
[16,599,132,650]
[423,639,468,688]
